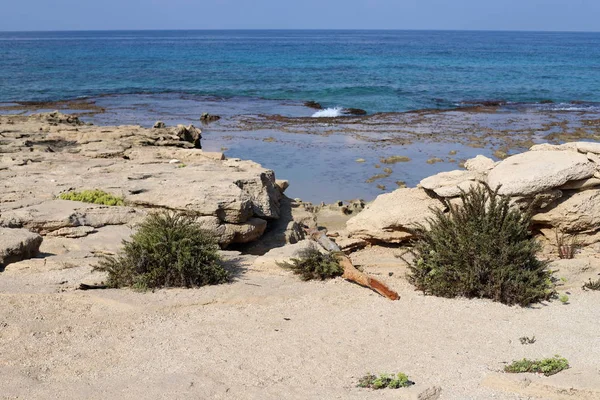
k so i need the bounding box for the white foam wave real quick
[312,107,343,118]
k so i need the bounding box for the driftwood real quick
[308,229,399,301]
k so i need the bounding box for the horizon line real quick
[1,28,599,34]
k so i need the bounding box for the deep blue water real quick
[1,30,600,112]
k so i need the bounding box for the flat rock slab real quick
[419,170,483,197]
[488,151,595,196]
[346,188,442,243]
[0,228,43,267]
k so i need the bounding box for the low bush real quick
[278,247,343,281]
[95,211,228,290]
[358,372,414,389]
[504,356,569,376]
[59,189,124,206]
[407,184,554,306]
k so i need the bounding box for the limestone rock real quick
[153,121,166,129]
[252,240,321,271]
[419,170,483,197]
[529,142,578,152]
[346,188,443,243]
[576,141,600,155]
[558,177,600,190]
[173,124,202,148]
[0,200,144,234]
[487,151,595,196]
[464,155,496,172]
[0,228,43,267]
[532,189,600,233]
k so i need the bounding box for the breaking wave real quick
[312,107,344,118]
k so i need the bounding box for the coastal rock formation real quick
[419,170,483,197]
[346,145,600,248]
[487,151,595,196]
[346,188,443,243]
[0,228,43,267]
[0,113,284,248]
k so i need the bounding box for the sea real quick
[1,30,600,202]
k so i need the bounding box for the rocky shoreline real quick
[2,112,600,400]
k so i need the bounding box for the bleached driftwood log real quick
[308,229,399,300]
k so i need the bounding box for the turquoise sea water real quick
[1,30,600,112]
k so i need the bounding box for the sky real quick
[1,0,599,32]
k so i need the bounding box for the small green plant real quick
[278,247,343,281]
[505,356,569,376]
[519,336,536,345]
[555,229,579,259]
[406,184,554,306]
[59,189,124,206]
[94,211,228,290]
[358,372,414,389]
[558,294,569,304]
[177,163,187,168]
[582,277,600,291]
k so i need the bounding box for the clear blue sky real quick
[2,0,599,32]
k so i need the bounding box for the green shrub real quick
[59,189,124,206]
[358,372,414,389]
[407,184,553,306]
[278,247,343,281]
[505,356,569,376]
[94,211,228,290]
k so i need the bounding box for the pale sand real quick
[1,246,600,400]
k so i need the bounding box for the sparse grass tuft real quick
[94,211,228,290]
[519,336,536,345]
[278,247,343,281]
[582,277,600,291]
[59,189,124,206]
[358,372,414,389]
[555,229,579,259]
[407,184,554,306]
[505,356,569,376]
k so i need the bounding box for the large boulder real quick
[0,228,43,267]
[346,188,443,243]
[487,151,595,196]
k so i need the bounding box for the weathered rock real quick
[252,240,321,271]
[0,200,144,234]
[223,218,268,245]
[275,179,289,193]
[558,177,600,190]
[173,124,202,148]
[487,151,595,196]
[576,141,600,155]
[346,188,443,243]
[529,142,578,152]
[46,226,97,238]
[343,108,367,116]
[464,155,496,172]
[532,189,600,233]
[153,121,166,129]
[32,111,83,126]
[512,189,563,210]
[419,170,483,197]
[0,228,43,267]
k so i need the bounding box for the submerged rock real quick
[200,112,221,122]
